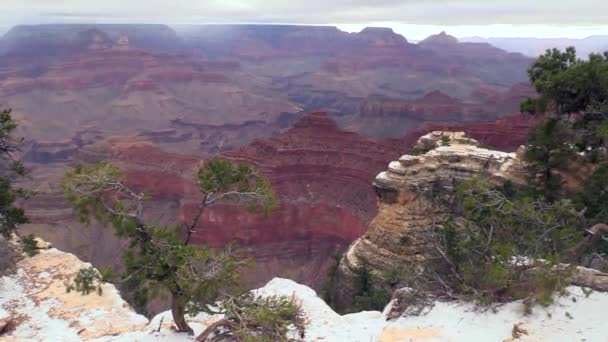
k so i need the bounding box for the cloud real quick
[1,0,607,26]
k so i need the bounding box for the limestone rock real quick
[2,258,608,342]
[0,248,149,340]
[336,131,527,308]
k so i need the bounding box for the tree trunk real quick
[171,293,194,334]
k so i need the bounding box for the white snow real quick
[2,248,608,342]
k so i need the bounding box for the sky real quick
[2,0,608,39]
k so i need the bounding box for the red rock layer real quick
[177,112,406,286]
[360,82,535,124]
[403,113,544,151]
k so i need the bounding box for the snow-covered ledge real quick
[2,246,608,341]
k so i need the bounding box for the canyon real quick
[1,24,541,307]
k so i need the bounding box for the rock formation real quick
[336,131,527,308]
[0,243,149,341]
[186,112,409,288]
[20,112,408,293]
[350,82,536,139]
[2,244,607,341]
[2,23,540,317]
[1,24,534,165]
[403,112,544,152]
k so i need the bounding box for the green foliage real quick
[524,47,608,116]
[61,159,277,333]
[432,178,595,309]
[61,162,129,225]
[410,145,433,156]
[20,234,39,257]
[440,134,451,147]
[596,121,608,143]
[197,159,276,216]
[525,119,574,201]
[198,294,307,342]
[0,109,28,239]
[66,267,106,296]
[352,264,390,312]
[320,254,340,309]
[522,48,608,166]
[574,164,608,225]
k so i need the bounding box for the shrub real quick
[352,264,390,312]
[426,178,605,309]
[20,234,39,257]
[67,267,106,296]
[197,294,307,342]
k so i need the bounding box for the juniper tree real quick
[429,178,608,308]
[196,293,307,342]
[521,48,608,200]
[0,109,28,239]
[61,159,276,334]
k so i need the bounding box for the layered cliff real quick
[402,113,545,152]
[187,112,409,287]
[336,131,527,307]
[350,82,536,139]
[21,113,407,292]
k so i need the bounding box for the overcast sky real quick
[2,0,608,39]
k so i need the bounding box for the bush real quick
[20,234,39,257]
[426,178,603,310]
[320,254,340,309]
[351,264,390,312]
[197,294,307,342]
[66,267,109,296]
[575,164,608,225]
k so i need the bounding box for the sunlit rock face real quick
[336,131,527,309]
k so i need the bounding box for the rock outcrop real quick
[336,131,527,308]
[2,246,608,341]
[0,245,149,341]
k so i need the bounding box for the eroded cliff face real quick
[187,112,409,288]
[20,112,407,294]
[336,131,527,308]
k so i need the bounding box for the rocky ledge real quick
[2,244,608,341]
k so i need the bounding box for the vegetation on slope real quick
[342,47,608,315]
[0,109,29,239]
[61,159,307,339]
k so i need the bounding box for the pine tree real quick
[0,109,28,239]
[62,159,276,333]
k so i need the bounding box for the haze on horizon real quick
[2,0,608,40]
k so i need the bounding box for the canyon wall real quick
[20,112,408,291]
[3,24,539,313]
[183,112,409,288]
[20,111,541,295]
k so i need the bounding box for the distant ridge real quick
[461,35,608,57]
